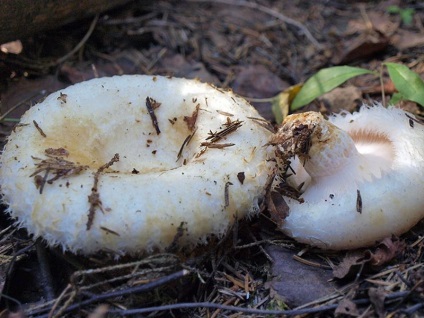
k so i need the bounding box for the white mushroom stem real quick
[270,105,424,250]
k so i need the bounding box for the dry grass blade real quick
[54,14,99,65]
[0,90,47,122]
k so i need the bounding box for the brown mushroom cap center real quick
[37,110,192,174]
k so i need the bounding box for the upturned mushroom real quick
[0,75,275,255]
[269,104,424,250]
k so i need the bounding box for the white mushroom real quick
[270,104,424,250]
[0,75,275,255]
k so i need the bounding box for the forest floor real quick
[1,1,424,317]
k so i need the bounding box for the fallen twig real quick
[107,291,412,316]
[42,269,190,318]
[55,14,99,65]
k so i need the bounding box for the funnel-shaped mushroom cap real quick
[0,75,275,255]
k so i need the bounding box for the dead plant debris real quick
[86,153,119,230]
[183,103,200,131]
[237,172,245,185]
[145,96,161,135]
[224,181,232,208]
[30,148,88,194]
[333,237,406,280]
[196,118,243,158]
[1,0,424,317]
[206,118,243,144]
[32,120,46,138]
[176,128,197,161]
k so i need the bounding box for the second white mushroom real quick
[269,105,424,250]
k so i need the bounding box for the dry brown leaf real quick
[333,237,405,279]
[332,31,389,64]
[390,30,424,51]
[369,12,399,37]
[345,12,399,37]
[158,53,219,84]
[368,287,387,318]
[367,237,405,267]
[266,191,289,226]
[183,104,200,131]
[319,86,362,113]
[231,64,289,121]
[333,252,364,279]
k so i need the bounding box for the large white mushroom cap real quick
[0,75,275,255]
[270,105,424,250]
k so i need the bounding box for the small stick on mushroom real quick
[33,120,46,137]
[145,96,161,135]
[176,128,197,161]
[225,181,233,208]
[87,153,119,230]
[206,118,243,143]
[356,189,362,214]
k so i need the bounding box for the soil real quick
[1,0,424,317]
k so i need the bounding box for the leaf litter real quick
[1,0,424,317]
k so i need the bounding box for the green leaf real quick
[0,118,20,122]
[291,66,373,110]
[400,8,414,26]
[385,62,424,107]
[386,6,414,26]
[389,92,404,105]
[386,5,401,14]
